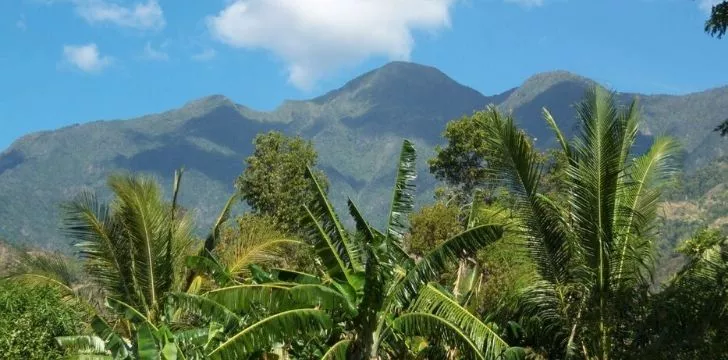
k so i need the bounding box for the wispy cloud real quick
[16,15,27,31]
[504,0,544,8]
[142,41,169,61]
[191,48,216,62]
[46,0,165,30]
[62,43,112,73]
[207,0,456,90]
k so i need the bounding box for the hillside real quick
[1,61,727,253]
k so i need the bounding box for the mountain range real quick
[1,61,727,253]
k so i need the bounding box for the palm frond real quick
[385,139,417,248]
[612,136,679,288]
[108,174,173,316]
[107,297,157,330]
[6,251,80,299]
[483,106,573,285]
[222,238,308,279]
[207,309,331,359]
[62,191,136,306]
[569,86,623,276]
[543,107,571,158]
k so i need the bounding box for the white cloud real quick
[142,41,169,61]
[207,0,455,89]
[699,0,722,13]
[16,15,27,31]
[504,0,543,8]
[54,0,165,30]
[62,43,112,73]
[191,48,216,61]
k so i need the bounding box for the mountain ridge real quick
[1,61,727,252]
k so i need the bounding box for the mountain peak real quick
[500,70,596,111]
[311,61,482,107]
[520,70,594,88]
[182,94,235,111]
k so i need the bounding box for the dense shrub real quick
[0,282,88,359]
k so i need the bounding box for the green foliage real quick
[705,1,728,39]
[407,201,463,257]
[479,87,678,359]
[429,111,496,196]
[0,282,88,359]
[215,213,312,281]
[631,228,728,359]
[236,131,329,233]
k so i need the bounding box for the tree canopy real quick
[236,131,329,233]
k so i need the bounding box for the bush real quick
[0,282,87,359]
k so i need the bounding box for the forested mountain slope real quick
[1,61,726,252]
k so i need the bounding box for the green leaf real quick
[385,139,417,248]
[394,312,485,360]
[136,323,160,359]
[388,225,503,312]
[410,283,509,358]
[321,339,351,360]
[207,309,332,359]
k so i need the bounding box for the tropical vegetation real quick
[2,86,728,359]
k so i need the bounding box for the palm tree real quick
[479,86,678,359]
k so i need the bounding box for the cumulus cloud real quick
[62,43,112,73]
[191,48,216,62]
[142,41,169,61]
[504,0,543,8]
[699,0,722,13]
[51,0,165,30]
[207,0,455,89]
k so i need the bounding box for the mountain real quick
[1,61,727,253]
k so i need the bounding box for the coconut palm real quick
[479,86,678,359]
[15,170,329,359]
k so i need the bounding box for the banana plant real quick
[204,139,517,359]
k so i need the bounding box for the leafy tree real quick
[0,282,88,359]
[705,1,728,39]
[429,111,496,198]
[480,86,678,359]
[407,201,463,257]
[631,228,728,359]
[702,0,728,136]
[236,131,329,232]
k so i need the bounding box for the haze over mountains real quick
[1,61,727,251]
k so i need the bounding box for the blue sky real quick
[0,0,726,150]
